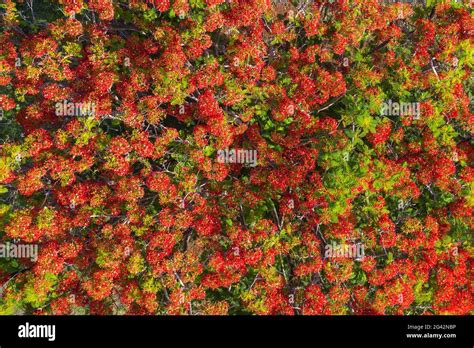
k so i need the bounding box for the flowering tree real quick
[0,0,472,315]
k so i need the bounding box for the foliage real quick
[0,0,472,315]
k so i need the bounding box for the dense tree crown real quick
[0,0,472,315]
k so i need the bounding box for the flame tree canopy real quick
[0,0,472,315]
